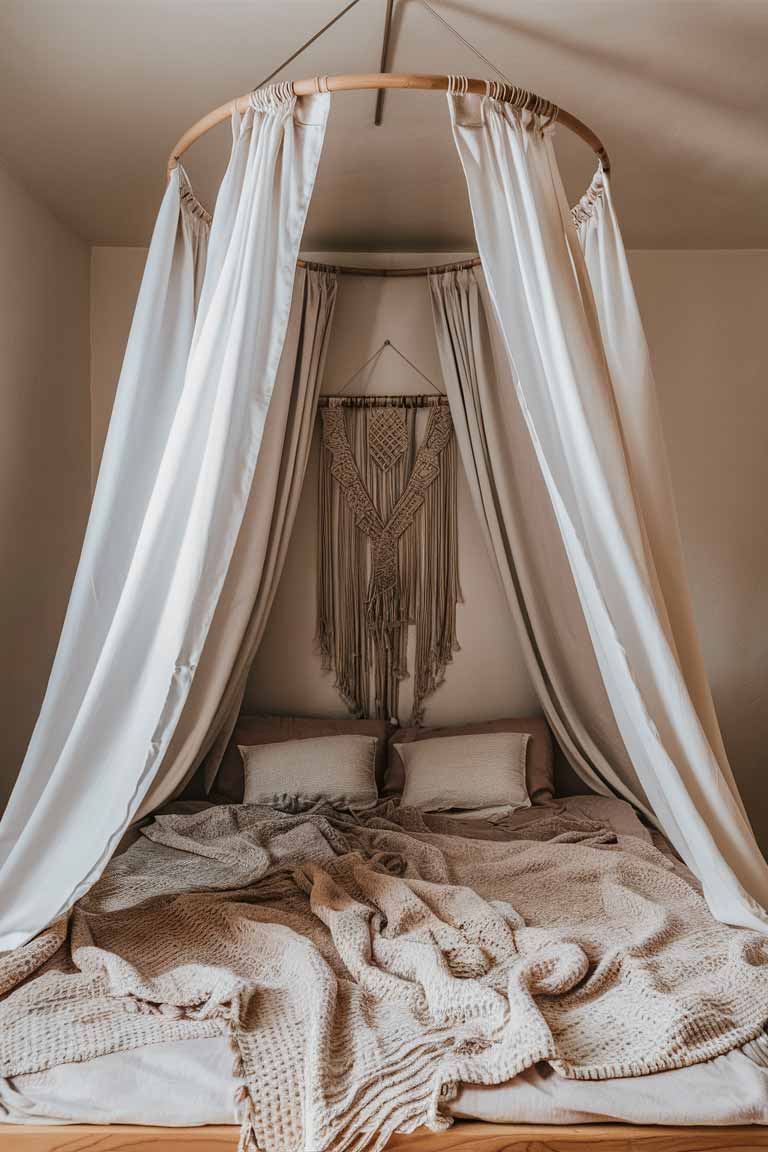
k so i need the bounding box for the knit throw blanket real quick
[2,802,768,1152]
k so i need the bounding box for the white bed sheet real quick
[3,796,767,1129]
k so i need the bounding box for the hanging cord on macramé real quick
[317,395,461,725]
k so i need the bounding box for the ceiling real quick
[1,0,767,250]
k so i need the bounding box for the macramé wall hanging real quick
[317,382,461,725]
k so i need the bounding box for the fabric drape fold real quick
[0,89,330,950]
[447,91,768,931]
[430,266,644,813]
[574,168,744,812]
[138,266,338,811]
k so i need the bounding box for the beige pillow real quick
[214,715,392,803]
[395,731,531,819]
[385,717,554,804]
[240,734,378,811]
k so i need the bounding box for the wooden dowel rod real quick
[167,71,610,177]
[296,257,481,277]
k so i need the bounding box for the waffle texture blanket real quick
[1,802,768,1152]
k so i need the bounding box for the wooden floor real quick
[3,1124,768,1152]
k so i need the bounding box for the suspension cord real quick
[252,0,366,90]
[255,0,518,97]
[415,0,515,88]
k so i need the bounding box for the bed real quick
[3,1123,768,1151]
[2,716,768,1152]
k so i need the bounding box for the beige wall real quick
[89,247,768,848]
[0,164,91,811]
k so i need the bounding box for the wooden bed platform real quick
[4,1124,768,1151]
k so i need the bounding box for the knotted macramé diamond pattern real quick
[367,406,408,472]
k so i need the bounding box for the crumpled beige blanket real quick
[1,802,767,1152]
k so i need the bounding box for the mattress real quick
[3,1025,768,1127]
[3,795,767,1129]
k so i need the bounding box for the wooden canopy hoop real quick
[167,72,610,280]
[167,71,610,177]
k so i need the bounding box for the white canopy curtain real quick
[0,86,331,950]
[444,89,768,931]
[574,169,744,811]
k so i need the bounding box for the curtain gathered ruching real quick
[0,89,331,950]
[447,90,768,931]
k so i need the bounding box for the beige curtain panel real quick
[139,265,339,813]
[430,267,645,812]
